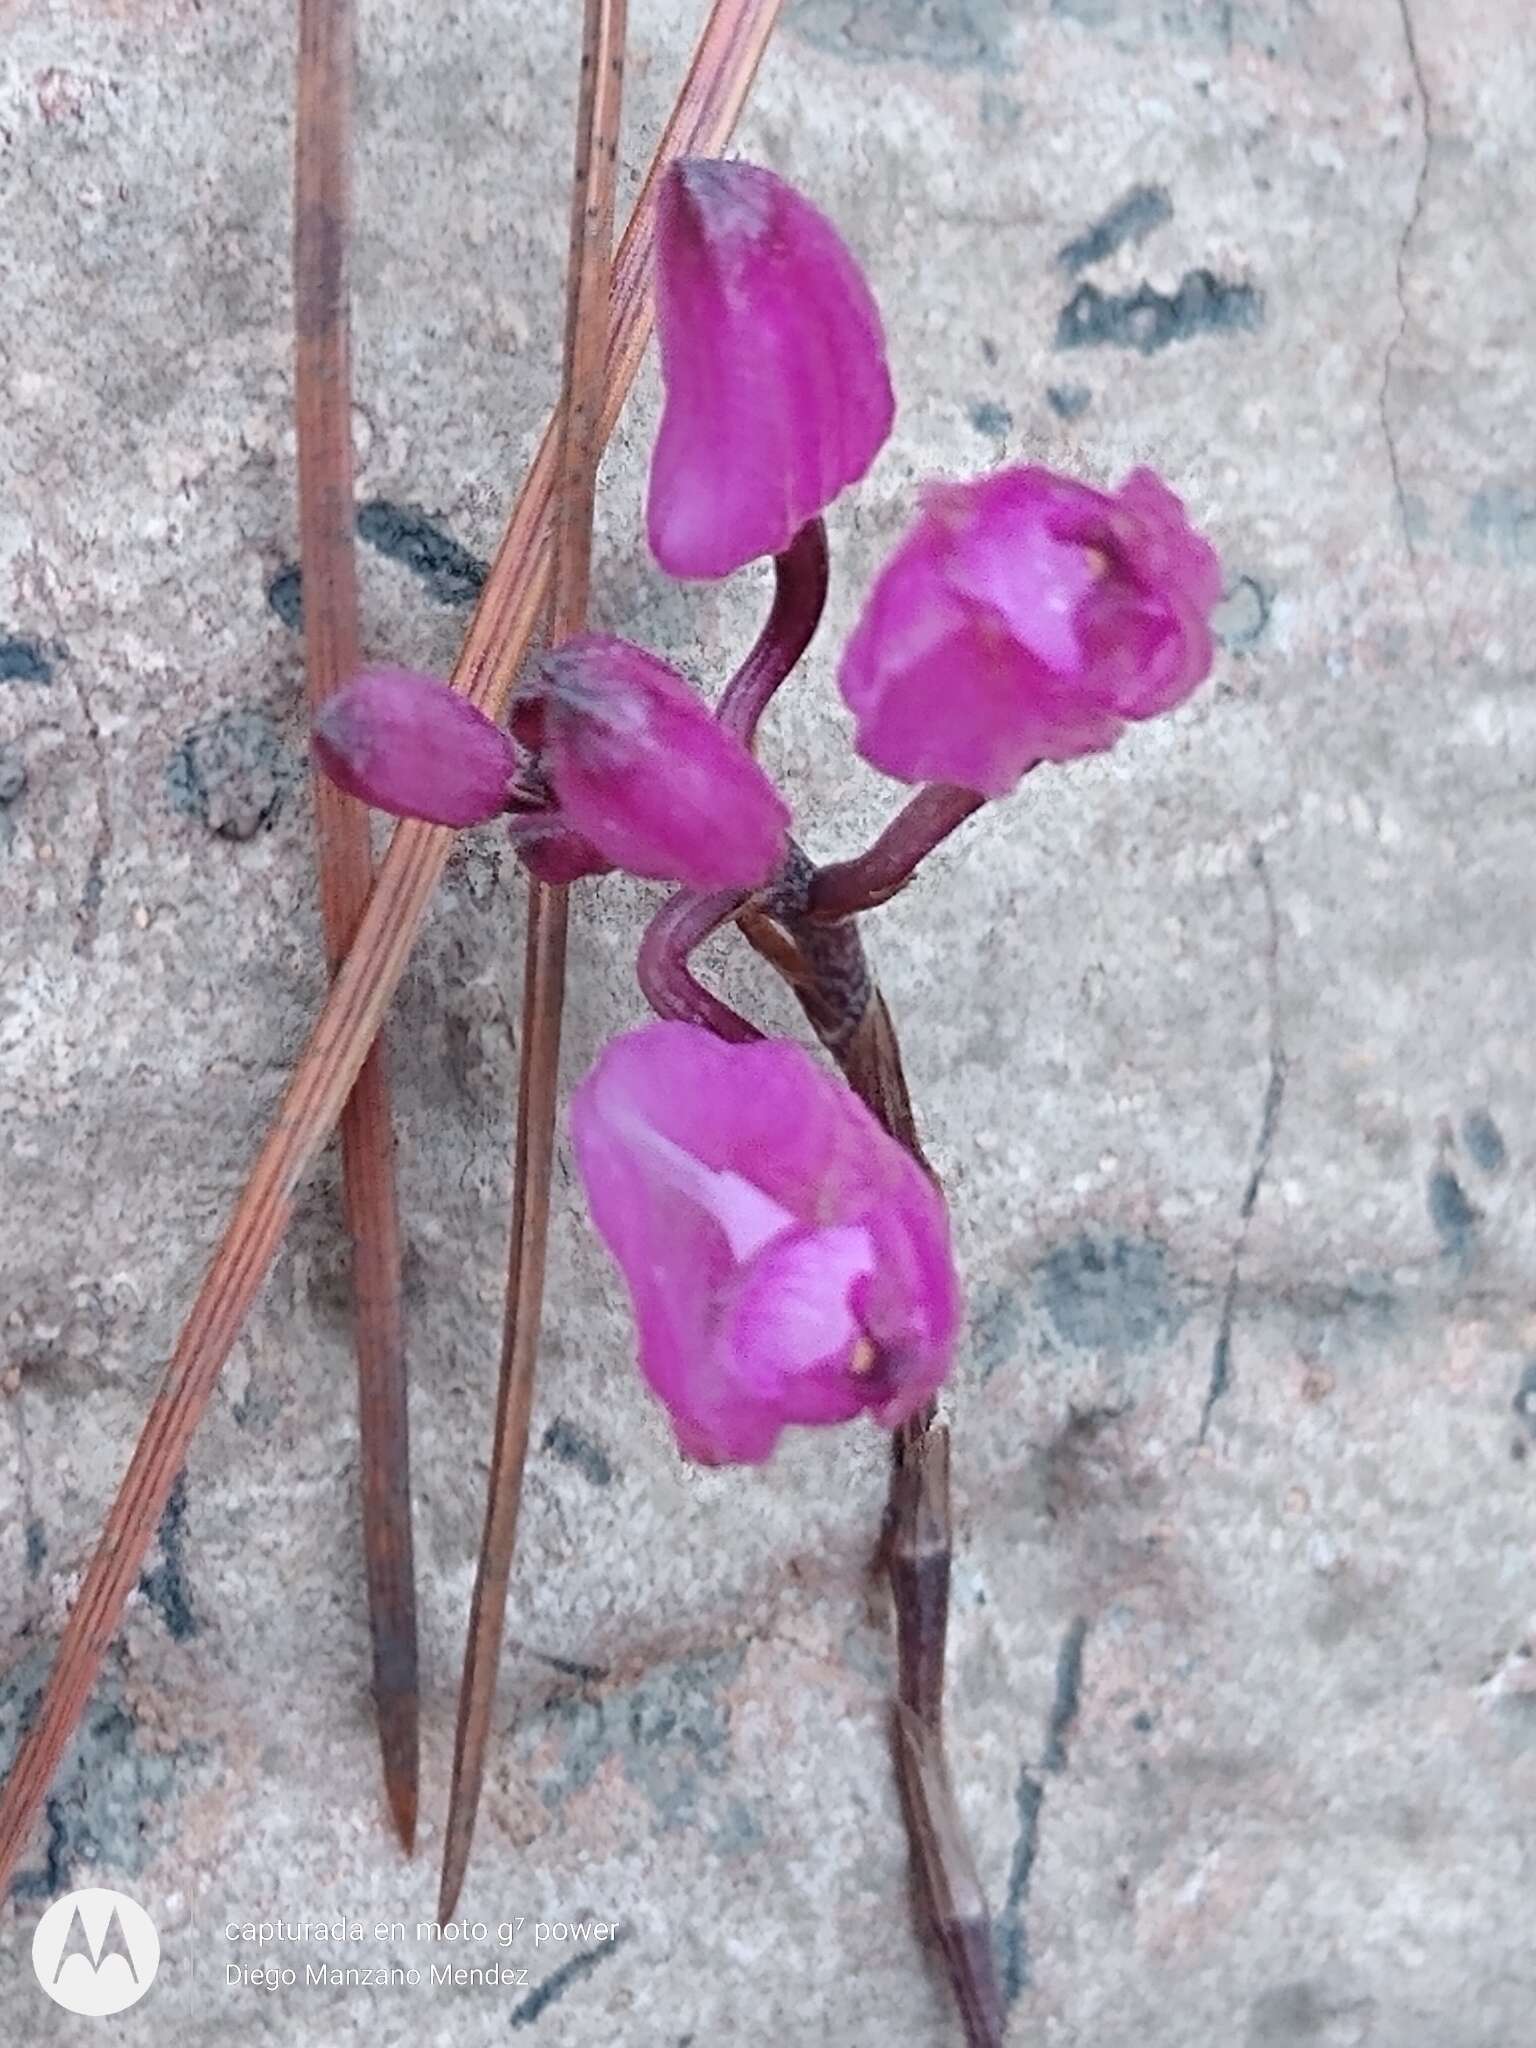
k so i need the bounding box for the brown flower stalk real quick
[293,0,418,1854]
[438,0,628,1923]
[0,0,784,1899]
[643,826,1004,2045]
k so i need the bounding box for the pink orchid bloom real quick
[647,157,896,581]
[838,464,1223,797]
[507,635,790,890]
[312,665,518,829]
[571,1021,961,1466]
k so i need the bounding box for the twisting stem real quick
[760,840,873,1053]
[438,0,626,1926]
[639,888,762,1042]
[717,517,830,747]
[294,0,417,1852]
[809,782,984,921]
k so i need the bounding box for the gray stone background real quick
[3,0,1534,2041]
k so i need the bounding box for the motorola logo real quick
[30,1888,161,2016]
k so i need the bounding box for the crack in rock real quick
[1200,846,1287,1437]
[65,666,112,956]
[1378,0,1437,648]
[995,1616,1090,2002]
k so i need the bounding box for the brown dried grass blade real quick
[294,0,418,1854]
[0,0,784,1895]
[436,0,627,1923]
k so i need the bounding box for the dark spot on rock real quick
[968,399,1013,437]
[0,637,53,685]
[971,1285,1026,1381]
[1247,1979,1333,2045]
[980,85,1021,130]
[1057,269,1263,355]
[1465,486,1536,565]
[789,0,1019,72]
[1461,1108,1507,1174]
[355,500,487,607]
[1130,1708,1155,1733]
[508,1927,630,2030]
[1033,1234,1186,1351]
[167,706,296,840]
[266,562,304,632]
[980,336,999,366]
[2,1656,186,1897]
[79,852,104,916]
[1512,1361,1536,1436]
[1050,0,1119,21]
[138,1473,198,1641]
[713,1797,763,1855]
[1043,1617,1089,1771]
[1058,184,1173,273]
[1046,382,1092,419]
[996,1765,1043,2002]
[25,1519,46,1577]
[532,1649,743,1830]
[1213,574,1272,651]
[538,1652,609,1684]
[1427,1166,1479,1253]
[1305,1579,1369,1651]
[542,1417,615,1488]
[0,743,26,807]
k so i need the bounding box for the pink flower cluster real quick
[310,155,1225,1464]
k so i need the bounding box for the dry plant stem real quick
[438,0,626,1924]
[809,782,984,920]
[826,1010,1001,2047]
[751,902,1003,2046]
[0,0,784,1899]
[895,1700,1007,2048]
[294,0,418,1855]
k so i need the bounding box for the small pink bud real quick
[312,665,518,828]
[514,634,790,890]
[647,158,896,580]
[572,1021,960,1466]
[838,465,1223,797]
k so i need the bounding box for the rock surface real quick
[2,0,1533,2041]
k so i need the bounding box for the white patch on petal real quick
[614,1106,794,1261]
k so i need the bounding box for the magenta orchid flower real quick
[838,465,1223,798]
[571,1021,960,1466]
[508,635,790,889]
[312,665,520,829]
[647,157,896,581]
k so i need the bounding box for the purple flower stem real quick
[809,781,987,922]
[638,886,762,1044]
[716,518,830,749]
